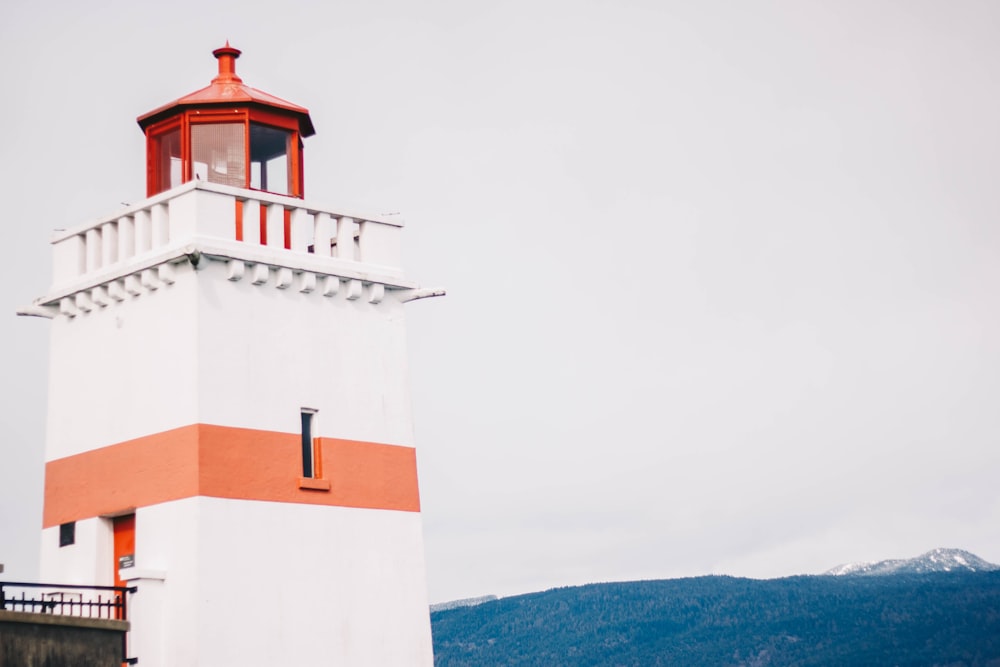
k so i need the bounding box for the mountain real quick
[825,547,1000,576]
[431,563,1000,666]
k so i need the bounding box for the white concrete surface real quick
[36,183,438,666]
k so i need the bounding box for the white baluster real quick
[242,200,261,245]
[151,203,169,247]
[266,203,284,248]
[101,222,118,266]
[313,212,332,257]
[85,228,102,273]
[118,215,135,262]
[135,209,152,254]
[336,217,355,260]
[289,208,312,252]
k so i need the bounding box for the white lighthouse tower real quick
[25,45,440,666]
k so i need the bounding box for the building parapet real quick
[51,181,405,285]
[19,181,444,318]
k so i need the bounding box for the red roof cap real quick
[137,43,315,137]
[211,41,243,84]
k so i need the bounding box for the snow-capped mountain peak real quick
[825,548,999,576]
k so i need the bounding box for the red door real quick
[112,514,135,665]
[112,514,135,589]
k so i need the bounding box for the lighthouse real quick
[25,45,440,666]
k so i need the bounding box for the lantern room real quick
[137,43,315,198]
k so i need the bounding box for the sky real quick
[1,0,999,604]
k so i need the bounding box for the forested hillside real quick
[431,572,1000,666]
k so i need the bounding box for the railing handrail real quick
[51,180,403,244]
[1,580,136,622]
[0,580,136,594]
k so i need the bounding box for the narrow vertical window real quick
[301,408,317,478]
[149,124,182,195]
[59,521,76,547]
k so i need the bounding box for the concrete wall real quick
[44,247,416,460]
[40,517,113,587]
[196,256,415,445]
[121,497,433,666]
[0,610,127,667]
[38,185,435,666]
[45,268,199,460]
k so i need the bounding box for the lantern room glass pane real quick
[151,126,182,194]
[250,124,292,195]
[191,123,246,188]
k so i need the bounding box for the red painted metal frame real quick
[145,117,182,197]
[140,45,310,199]
[145,107,303,198]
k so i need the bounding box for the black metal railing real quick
[0,581,136,621]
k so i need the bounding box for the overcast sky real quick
[2,0,998,603]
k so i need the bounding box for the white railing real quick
[50,181,404,289]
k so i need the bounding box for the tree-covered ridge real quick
[431,572,1000,666]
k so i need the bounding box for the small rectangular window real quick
[301,408,317,478]
[59,521,76,547]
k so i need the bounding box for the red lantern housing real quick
[137,43,315,199]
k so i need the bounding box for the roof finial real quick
[212,42,243,84]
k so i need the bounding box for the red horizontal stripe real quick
[44,424,420,528]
